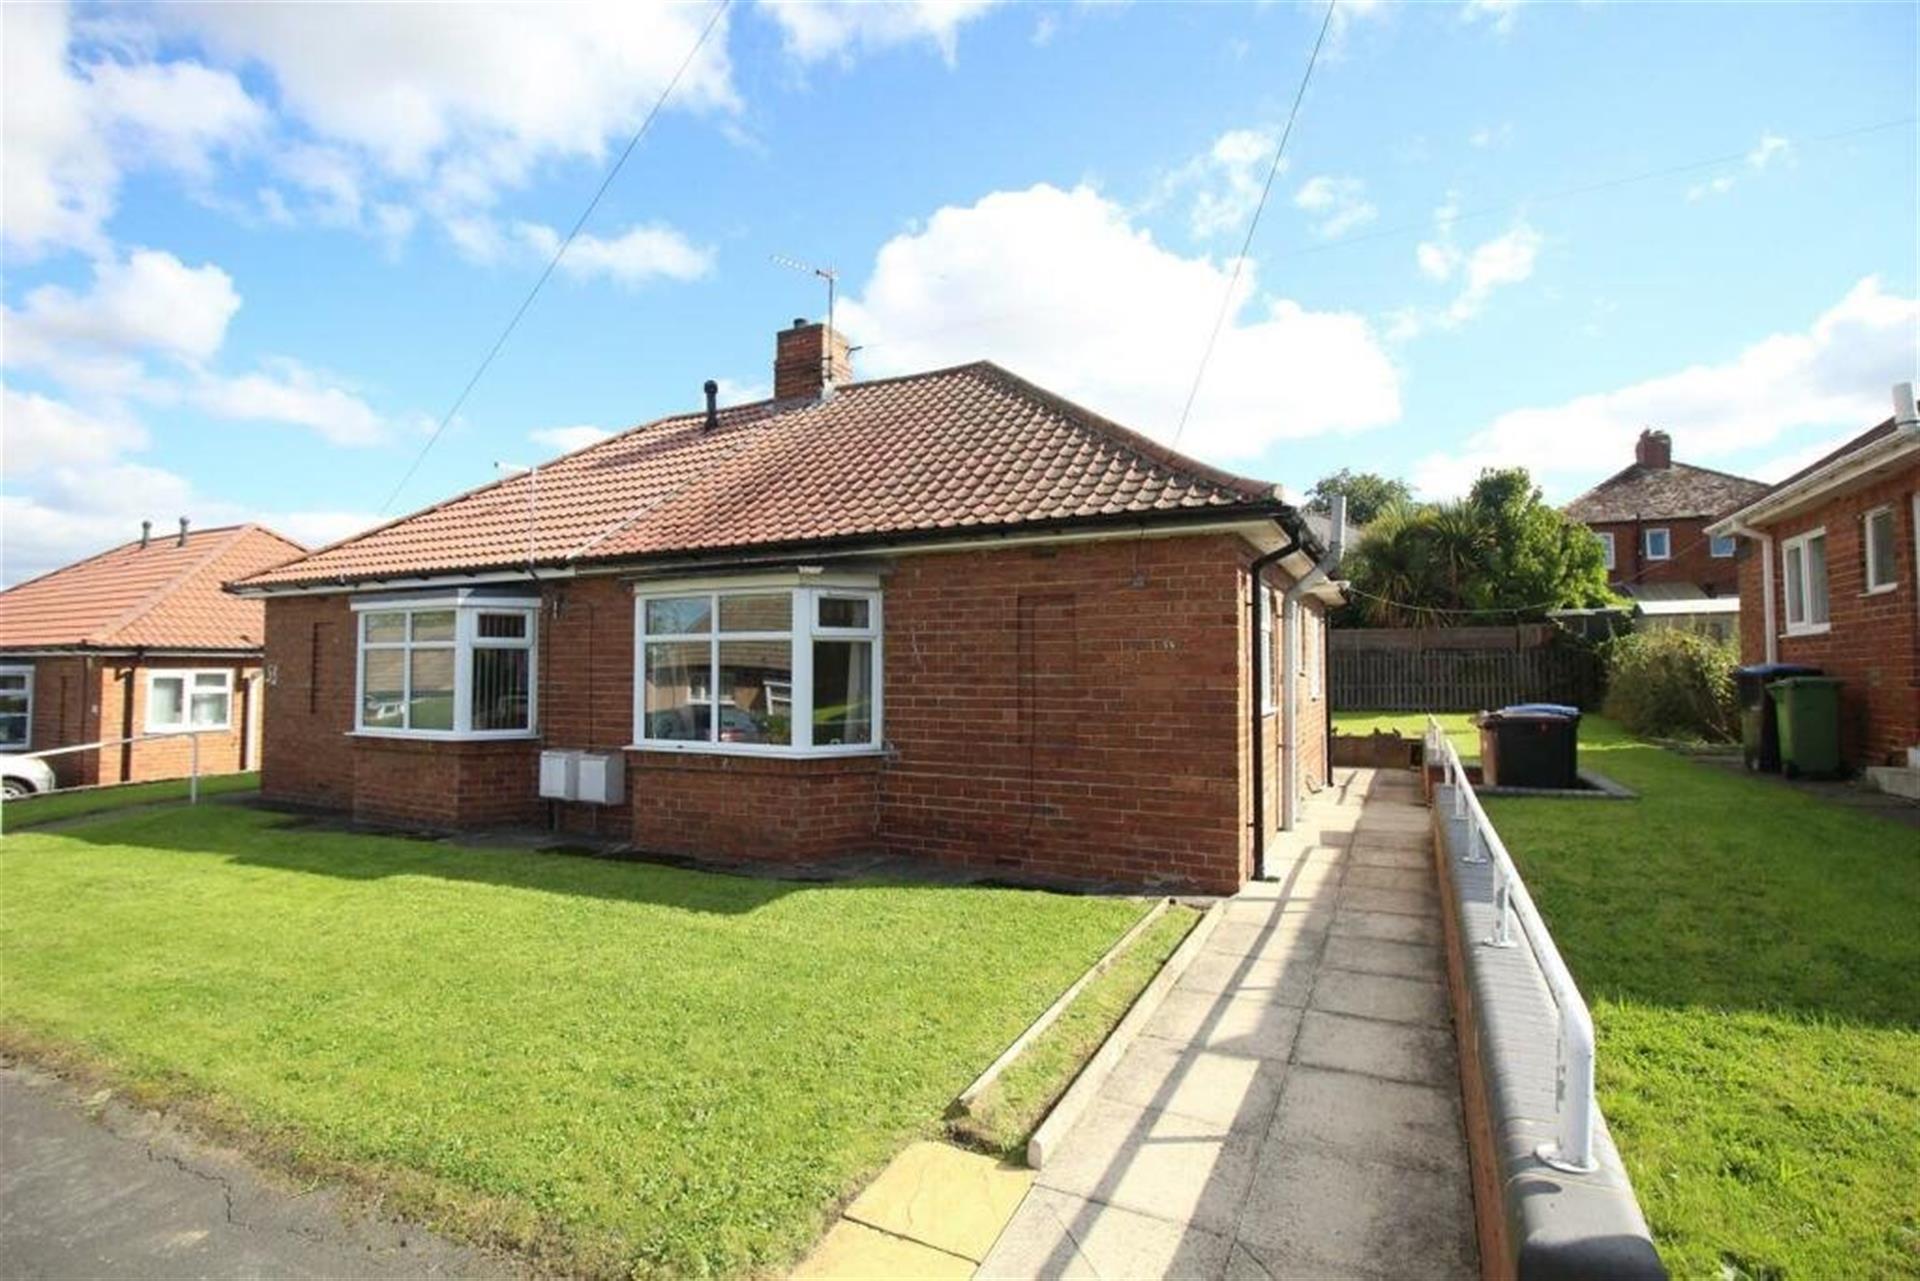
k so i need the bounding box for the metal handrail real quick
[1426,717,1598,1174]
[21,731,218,805]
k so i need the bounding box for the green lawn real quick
[2,772,260,831]
[1474,718,1920,1277]
[0,807,1155,1277]
[1334,709,1480,762]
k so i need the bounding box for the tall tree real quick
[1304,469,1413,528]
[1337,468,1613,627]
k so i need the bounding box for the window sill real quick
[145,725,233,736]
[624,741,885,760]
[1863,583,1899,597]
[1780,624,1831,638]
[348,730,540,743]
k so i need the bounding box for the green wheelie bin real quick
[1767,676,1843,778]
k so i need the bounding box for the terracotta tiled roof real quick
[0,525,305,650]
[238,362,1283,589]
[1563,460,1769,524]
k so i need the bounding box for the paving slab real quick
[1342,864,1433,895]
[1234,1144,1476,1280]
[792,1220,974,1280]
[1176,950,1316,1004]
[1339,885,1438,918]
[1318,933,1442,981]
[1204,919,1332,964]
[1293,1009,1457,1088]
[1142,989,1304,1062]
[1347,843,1429,870]
[1267,1067,1468,1175]
[976,1187,1232,1281]
[1328,906,1443,946]
[1032,1099,1262,1236]
[842,1142,1032,1262]
[1310,968,1450,1027]
[1100,1040,1286,1133]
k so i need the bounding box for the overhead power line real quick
[1171,0,1337,448]
[375,0,733,516]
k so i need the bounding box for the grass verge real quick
[0,806,1155,1277]
[2,772,260,831]
[1333,710,1479,762]
[1476,717,1920,1277]
[950,904,1198,1160]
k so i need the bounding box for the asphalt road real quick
[0,1062,514,1280]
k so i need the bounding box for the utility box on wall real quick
[576,753,624,805]
[538,749,581,800]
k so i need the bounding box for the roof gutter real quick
[1282,495,1347,833]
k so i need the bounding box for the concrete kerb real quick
[1428,784,1665,1281]
[1025,900,1227,1169]
[951,899,1172,1121]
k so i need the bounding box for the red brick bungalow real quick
[228,322,1346,894]
[1709,385,1919,771]
[0,522,305,791]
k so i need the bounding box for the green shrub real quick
[1602,629,1740,742]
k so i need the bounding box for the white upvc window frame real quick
[145,668,234,733]
[631,579,883,758]
[1596,531,1616,571]
[1307,611,1322,702]
[1780,527,1830,636]
[1259,587,1277,715]
[0,664,33,750]
[1863,504,1898,594]
[1709,532,1737,559]
[1643,527,1672,561]
[350,595,540,739]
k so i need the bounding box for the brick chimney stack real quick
[773,318,852,402]
[1635,428,1672,470]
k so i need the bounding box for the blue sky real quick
[3,0,1915,583]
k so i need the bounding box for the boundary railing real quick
[1425,716,1598,1173]
[21,731,220,804]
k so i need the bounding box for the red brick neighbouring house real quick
[1562,429,1768,638]
[0,523,305,790]
[1710,389,1920,771]
[230,322,1345,894]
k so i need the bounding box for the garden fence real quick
[1329,624,1600,711]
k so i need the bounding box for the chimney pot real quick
[703,379,720,431]
[773,319,853,402]
[140,519,152,549]
[1634,428,1672,470]
[177,516,189,547]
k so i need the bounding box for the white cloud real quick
[1,4,262,259]
[0,384,148,475]
[1461,0,1524,34]
[1687,132,1795,201]
[1293,175,1377,239]
[1468,122,1513,149]
[1410,277,1919,498]
[1162,128,1282,240]
[6,249,241,370]
[192,358,393,447]
[513,221,715,286]
[1397,208,1541,336]
[530,424,615,455]
[758,0,1001,65]
[839,183,1401,462]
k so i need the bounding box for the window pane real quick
[472,647,531,731]
[364,612,405,643]
[1784,546,1805,624]
[0,673,28,692]
[0,714,25,747]
[1867,510,1896,586]
[189,692,229,726]
[719,592,790,633]
[645,641,711,741]
[718,640,793,745]
[411,610,456,642]
[0,689,26,716]
[812,640,874,745]
[1806,535,1829,625]
[363,651,405,728]
[818,596,870,629]
[409,649,455,730]
[477,612,528,640]
[150,677,185,726]
[645,596,711,635]
[193,671,227,689]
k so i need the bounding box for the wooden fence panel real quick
[1330,627,1600,711]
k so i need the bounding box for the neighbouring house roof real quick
[0,524,305,651]
[1618,582,1741,615]
[1563,460,1769,524]
[237,361,1304,591]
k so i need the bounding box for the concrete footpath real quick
[979,767,1478,1279]
[0,1063,511,1280]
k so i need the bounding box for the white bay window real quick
[352,593,538,737]
[634,583,881,755]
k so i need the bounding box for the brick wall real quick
[1587,515,1739,593]
[1742,464,1919,767]
[259,531,1318,893]
[1,653,256,788]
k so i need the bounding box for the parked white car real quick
[0,754,57,799]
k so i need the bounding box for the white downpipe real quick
[1729,520,1776,664]
[1281,496,1346,831]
